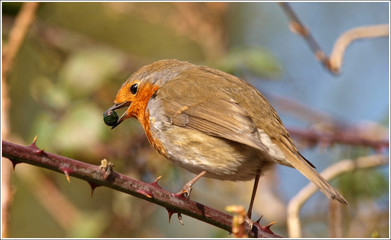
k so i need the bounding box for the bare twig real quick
[268,94,389,150]
[2,2,39,79]
[1,80,12,238]
[278,3,388,74]
[278,3,327,64]
[269,94,336,125]
[287,128,389,150]
[287,154,388,238]
[329,24,389,74]
[17,167,81,230]
[2,3,39,237]
[1,140,282,238]
[328,199,343,238]
[1,161,12,238]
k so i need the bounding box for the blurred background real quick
[1,2,389,238]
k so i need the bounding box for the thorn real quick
[259,220,277,234]
[28,137,47,155]
[256,215,263,224]
[87,181,101,198]
[151,176,162,188]
[168,212,174,223]
[178,213,184,225]
[252,217,281,237]
[35,148,46,155]
[64,171,70,183]
[265,220,277,229]
[32,135,38,144]
[166,208,176,224]
[10,159,20,172]
[136,189,152,198]
[60,168,72,183]
[30,136,39,149]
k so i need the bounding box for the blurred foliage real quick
[212,45,282,79]
[2,1,389,238]
[2,2,23,16]
[338,147,388,203]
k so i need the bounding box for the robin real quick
[104,59,348,218]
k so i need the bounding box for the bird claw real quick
[181,183,193,199]
[173,171,206,200]
[244,214,254,229]
[174,185,192,200]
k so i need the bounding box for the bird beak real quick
[105,101,131,129]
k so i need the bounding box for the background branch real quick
[278,2,327,66]
[269,93,389,150]
[1,140,282,238]
[2,2,39,80]
[279,2,389,74]
[287,154,388,238]
[328,24,389,74]
[287,127,389,150]
[16,167,81,230]
[2,2,39,238]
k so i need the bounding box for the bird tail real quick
[278,143,348,205]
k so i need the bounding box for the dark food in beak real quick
[103,101,131,129]
[103,110,119,127]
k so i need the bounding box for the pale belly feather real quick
[149,113,275,181]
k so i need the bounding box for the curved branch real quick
[279,3,388,74]
[329,24,389,74]
[1,140,282,238]
[287,154,388,238]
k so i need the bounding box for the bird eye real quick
[130,83,138,95]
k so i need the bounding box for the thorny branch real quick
[269,94,389,150]
[287,154,389,238]
[278,2,389,74]
[287,127,389,150]
[1,139,282,238]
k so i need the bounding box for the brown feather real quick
[157,77,269,152]
[276,141,348,205]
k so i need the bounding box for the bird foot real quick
[173,170,206,200]
[173,184,192,200]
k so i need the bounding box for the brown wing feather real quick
[276,141,348,205]
[157,76,268,152]
[165,96,268,152]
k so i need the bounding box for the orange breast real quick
[132,83,167,156]
[142,109,167,156]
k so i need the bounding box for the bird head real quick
[104,77,159,129]
[103,59,193,129]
